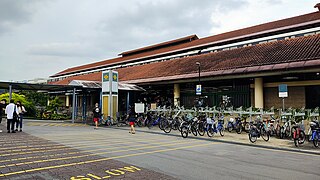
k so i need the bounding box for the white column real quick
[66,95,70,107]
[254,78,264,108]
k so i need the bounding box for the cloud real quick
[0,0,44,35]
[95,0,248,54]
[0,0,316,81]
[27,42,96,58]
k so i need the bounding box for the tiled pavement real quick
[0,124,178,180]
[1,120,319,179]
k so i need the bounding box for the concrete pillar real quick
[72,87,76,123]
[174,84,180,107]
[9,84,12,101]
[66,95,70,107]
[254,78,264,108]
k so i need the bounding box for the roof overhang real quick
[68,80,145,91]
[121,59,320,85]
[0,81,81,92]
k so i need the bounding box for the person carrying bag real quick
[5,100,19,133]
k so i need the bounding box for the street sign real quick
[278,84,288,98]
[196,84,201,95]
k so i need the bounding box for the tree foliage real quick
[0,92,34,116]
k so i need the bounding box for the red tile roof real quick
[119,34,198,56]
[50,34,320,85]
[51,11,320,78]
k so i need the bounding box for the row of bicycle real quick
[133,110,320,148]
[99,106,320,148]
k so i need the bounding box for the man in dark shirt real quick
[92,103,101,129]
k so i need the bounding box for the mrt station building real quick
[49,8,320,119]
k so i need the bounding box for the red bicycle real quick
[292,123,306,147]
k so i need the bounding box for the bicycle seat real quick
[292,125,299,128]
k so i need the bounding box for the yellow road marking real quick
[25,122,88,127]
[0,142,215,177]
[0,136,186,162]
[0,132,169,147]
[0,134,146,152]
[0,140,205,168]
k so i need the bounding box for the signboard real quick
[135,103,145,113]
[103,72,109,82]
[196,84,201,95]
[112,71,118,93]
[278,84,288,98]
[102,71,110,92]
[150,103,157,110]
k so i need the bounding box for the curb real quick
[24,119,65,123]
[112,126,320,156]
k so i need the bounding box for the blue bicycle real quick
[227,117,242,134]
[207,118,225,137]
[310,120,320,147]
[147,114,166,130]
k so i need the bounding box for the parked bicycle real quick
[207,117,225,137]
[248,121,270,143]
[292,122,306,147]
[309,120,320,147]
[227,117,242,134]
[180,117,198,138]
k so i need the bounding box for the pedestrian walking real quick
[128,106,136,134]
[15,101,26,132]
[92,103,101,129]
[5,100,19,133]
[0,99,6,133]
[0,99,6,124]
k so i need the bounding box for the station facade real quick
[49,8,320,119]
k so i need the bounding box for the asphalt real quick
[112,126,320,156]
[0,124,175,180]
[1,120,319,180]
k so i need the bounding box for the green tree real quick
[46,96,63,113]
[20,91,48,107]
[0,92,34,116]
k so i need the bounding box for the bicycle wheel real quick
[261,128,269,142]
[245,123,251,133]
[227,124,233,132]
[163,120,172,134]
[298,130,306,144]
[180,125,188,138]
[280,127,284,139]
[191,124,198,136]
[275,126,281,138]
[236,124,242,134]
[248,129,257,143]
[147,119,153,129]
[171,119,177,130]
[207,126,214,137]
[313,134,319,148]
[285,126,291,138]
[158,119,164,130]
[136,117,143,127]
[197,122,205,136]
[219,127,225,136]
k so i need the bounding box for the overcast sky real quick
[0,0,318,81]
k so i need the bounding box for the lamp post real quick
[196,62,201,96]
[196,62,200,84]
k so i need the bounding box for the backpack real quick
[13,105,18,121]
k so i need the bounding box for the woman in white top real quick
[15,101,26,132]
